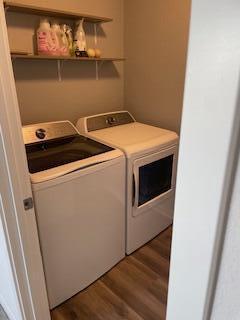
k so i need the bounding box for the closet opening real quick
[2,1,192,319]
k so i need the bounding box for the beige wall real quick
[124,0,191,133]
[6,1,190,131]
[6,0,124,125]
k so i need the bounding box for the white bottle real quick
[66,25,74,56]
[37,19,53,55]
[51,22,62,56]
[74,19,87,55]
[60,25,70,56]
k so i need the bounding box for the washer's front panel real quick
[33,158,125,308]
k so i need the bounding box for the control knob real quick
[35,128,46,140]
[107,116,117,125]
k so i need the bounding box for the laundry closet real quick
[4,1,191,319]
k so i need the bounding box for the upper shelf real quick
[11,54,125,62]
[4,2,113,23]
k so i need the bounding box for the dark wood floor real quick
[0,305,9,320]
[51,226,172,320]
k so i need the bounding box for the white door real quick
[0,2,50,319]
[167,0,240,319]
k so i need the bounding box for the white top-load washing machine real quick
[23,121,125,308]
[77,111,179,254]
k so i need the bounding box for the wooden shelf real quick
[11,54,125,62]
[4,2,113,23]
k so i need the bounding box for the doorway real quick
[1,1,240,320]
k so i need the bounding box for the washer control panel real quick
[23,121,78,145]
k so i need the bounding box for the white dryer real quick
[23,121,125,308]
[77,111,179,254]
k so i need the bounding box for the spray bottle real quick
[60,24,70,56]
[65,25,74,56]
[74,19,88,57]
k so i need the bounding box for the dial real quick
[107,116,117,125]
[35,128,46,140]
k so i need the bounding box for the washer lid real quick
[25,135,114,174]
[22,120,123,183]
[86,122,179,156]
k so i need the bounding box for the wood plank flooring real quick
[0,305,9,320]
[51,226,172,320]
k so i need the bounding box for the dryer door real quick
[132,145,178,217]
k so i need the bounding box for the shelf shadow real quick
[12,59,120,81]
[98,62,121,79]
[84,22,106,38]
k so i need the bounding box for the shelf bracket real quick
[94,24,101,80]
[4,6,9,13]
[57,60,62,82]
[94,24,98,48]
[94,24,99,80]
[95,60,105,81]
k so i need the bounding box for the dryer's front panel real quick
[132,145,177,217]
[126,145,178,254]
[138,154,174,207]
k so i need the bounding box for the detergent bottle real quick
[37,19,53,55]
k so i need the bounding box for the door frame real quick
[166,0,240,319]
[0,2,50,319]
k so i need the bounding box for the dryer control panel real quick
[87,111,135,132]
